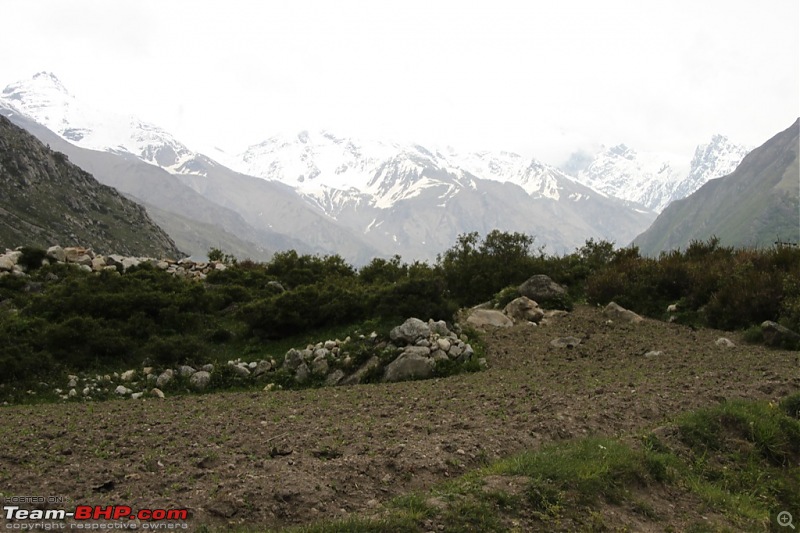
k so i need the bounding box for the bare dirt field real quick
[1,305,798,530]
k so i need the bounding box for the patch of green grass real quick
[491,437,649,505]
[673,399,800,526]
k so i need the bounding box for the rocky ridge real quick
[0,114,182,258]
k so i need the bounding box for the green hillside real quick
[634,118,799,255]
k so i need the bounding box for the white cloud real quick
[1,0,797,164]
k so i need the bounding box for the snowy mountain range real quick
[563,138,750,212]
[0,72,750,262]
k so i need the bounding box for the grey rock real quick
[436,338,451,352]
[114,385,131,396]
[46,245,66,262]
[150,388,165,399]
[644,350,662,357]
[283,349,304,371]
[761,321,800,347]
[325,369,346,386]
[120,257,140,271]
[178,365,196,378]
[340,356,380,386]
[384,352,434,382]
[603,302,644,324]
[431,349,449,363]
[201,364,214,373]
[295,362,310,384]
[428,319,450,336]
[550,336,582,348]
[267,280,284,291]
[90,256,107,271]
[466,309,513,329]
[715,337,736,348]
[156,369,174,389]
[518,275,567,304]
[312,356,329,376]
[504,296,545,323]
[402,345,431,357]
[189,371,212,390]
[448,343,464,359]
[458,344,475,363]
[390,317,431,344]
[120,370,136,382]
[231,364,251,378]
[252,360,273,378]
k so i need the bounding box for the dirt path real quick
[1,306,797,529]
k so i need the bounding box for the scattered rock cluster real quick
[280,317,485,386]
[0,245,227,280]
[462,275,572,331]
[465,296,568,331]
[46,317,483,401]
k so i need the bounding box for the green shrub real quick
[491,285,520,309]
[780,393,800,419]
[144,335,207,366]
[18,247,48,271]
[437,230,540,306]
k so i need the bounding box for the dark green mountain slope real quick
[634,119,799,255]
[0,115,182,257]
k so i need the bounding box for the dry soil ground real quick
[0,305,798,530]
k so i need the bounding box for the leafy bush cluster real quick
[585,237,800,332]
[1,234,797,389]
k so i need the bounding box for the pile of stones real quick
[47,317,485,401]
[0,246,227,280]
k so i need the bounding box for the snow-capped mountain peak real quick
[678,134,750,199]
[0,72,197,172]
[2,71,71,104]
[565,134,749,213]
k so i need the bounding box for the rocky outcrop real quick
[461,295,557,332]
[0,245,227,281]
[761,321,800,348]
[466,309,514,329]
[518,275,569,308]
[0,115,182,258]
[504,296,545,323]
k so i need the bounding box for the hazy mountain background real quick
[634,119,799,254]
[1,72,778,263]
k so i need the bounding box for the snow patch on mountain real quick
[566,137,749,212]
[568,144,687,212]
[679,135,750,199]
[1,72,200,174]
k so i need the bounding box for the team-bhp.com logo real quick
[3,504,189,529]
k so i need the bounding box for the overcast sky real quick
[2,0,798,164]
